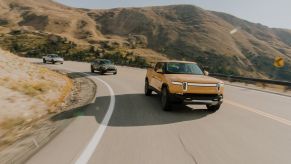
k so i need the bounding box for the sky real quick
[55,0,291,29]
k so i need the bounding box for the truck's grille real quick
[182,94,222,101]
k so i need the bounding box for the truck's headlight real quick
[218,82,224,87]
[217,82,224,92]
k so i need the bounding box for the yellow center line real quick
[225,99,291,127]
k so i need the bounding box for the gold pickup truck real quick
[145,60,224,111]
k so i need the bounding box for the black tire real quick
[52,60,55,64]
[113,71,117,75]
[43,59,46,63]
[61,62,63,64]
[206,104,221,112]
[100,71,105,75]
[144,79,152,96]
[161,87,171,111]
[174,99,183,104]
[91,66,94,73]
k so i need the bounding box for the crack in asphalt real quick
[178,135,199,164]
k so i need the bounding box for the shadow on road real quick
[65,72,114,80]
[80,72,116,76]
[33,61,116,77]
[51,93,213,127]
[32,61,63,65]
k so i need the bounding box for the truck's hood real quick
[53,57,64,61]
[165,74,222,84]
[102,64,116,69]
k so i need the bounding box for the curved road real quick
[26,60,291,164]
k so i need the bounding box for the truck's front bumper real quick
[170,94,223,105]
[105,68,117,72]
[53,59,64,63]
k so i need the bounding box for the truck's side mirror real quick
[202,65,209,70]
[156,68,163,74]
[204,70,209,76]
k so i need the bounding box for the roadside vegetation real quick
[1,30,290,80]
[0,0,291,80]
[0,30,154,68]
[0,48,72,148]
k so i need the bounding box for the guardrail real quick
[209,73,291,91]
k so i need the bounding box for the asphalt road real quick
[26,60,291,164]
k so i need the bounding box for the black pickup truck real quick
[91,59,117,75]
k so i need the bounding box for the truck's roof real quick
[159,60,197,64]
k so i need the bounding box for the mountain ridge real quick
[0,0,290,80]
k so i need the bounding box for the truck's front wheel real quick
[161,87,171,111]
[43,59,46,63]
[100,71,105,75]
[144,79,152,96]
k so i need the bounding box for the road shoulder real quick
[0,72,96,164]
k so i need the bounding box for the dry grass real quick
[0,118,26,130]
[0,49,73,129]
[1,1,291,79]
[9,81,51,96]
[129,48,168,64]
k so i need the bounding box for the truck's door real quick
[95,60,101,70]
[47,55,52,61]
[151,62,164,92]
[155,62,165,91]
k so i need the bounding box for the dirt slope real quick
[90,5,291,79]
[0,0,103,43]
[0,0,290,80]
[0,48,72,131]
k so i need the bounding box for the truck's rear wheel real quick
[91,66,94,73]
[161,87,171,111]
[43,59,46,63]
[144,79,152,96]
[52,60,55,64]
[206,104,221,112]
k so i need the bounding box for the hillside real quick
[0,0,290,80]
[0,48,72,146]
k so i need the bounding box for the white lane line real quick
[225,100,291,127]
[75,72,115,164]
[53,66,115,164]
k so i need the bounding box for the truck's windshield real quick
[165,63,204,75]
[50,54,59,58]
[100,60,112,65]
